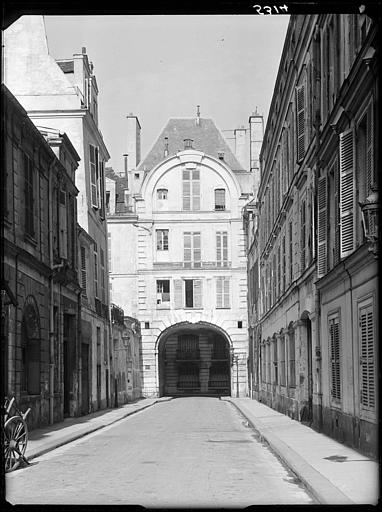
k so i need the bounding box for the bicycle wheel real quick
[4,416,28,472]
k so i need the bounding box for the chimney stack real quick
[123,154,129,178]
[164,137,169,157]
[196,105,200,126]
[126,113,142,170]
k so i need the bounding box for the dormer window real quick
[157,188,168,200]
[134,173,140,179]
[215,189,226,211]
[184,139,193,149]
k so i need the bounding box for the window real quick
[182,168,200,211]
[157,280,170,306]
[21,298,41,395]
[156,229,169,251]
[359,301,375,411]
[317,174,328,277]
[89,145,99,208]
[288,328,296,387]
[216,231,228,267]
[329,314,341,401]
[280,336,286,386]
[157,188,168,200]
[106,191,110,214]
[94,244,99,298]
[24,153,35,237]
[289,222,293,282]
[134,173,140,180]
[100,247,105,302]
[266,342,271,384]
[282,235,286,292]
[214,189,226,210]
[184,232,201,268]
[107,232,112,272]
[300,199,306,272]
[216,277,230,308]
[99,160,105,219]
[59,189,68,259]
[273,337,278,384]
[80,246,87,296]
[174,279,202,309]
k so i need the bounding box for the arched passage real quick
[156,321,232,397]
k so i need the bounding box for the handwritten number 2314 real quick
[253,5,288,14]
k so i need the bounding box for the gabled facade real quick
[4,15,112,413]
[107,115,256,397]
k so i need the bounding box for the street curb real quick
[224,398,354,505]
[26,397,172,462]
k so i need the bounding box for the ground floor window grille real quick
[329,314,341,401]
[359,302,375,410]
[280,335,286,386]
[208,362,230,390]
[288,328,296,387]
[273,337,278,384]
[177,363,200,389]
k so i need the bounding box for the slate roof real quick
[136,118,245,173]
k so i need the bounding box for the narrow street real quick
[6,397,315,507]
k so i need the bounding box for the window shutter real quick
[339,128,355,258]
[360,304,375,409]
[90,145,98,208]
[99,160,105,219]
[184,232,191,267]
[317,175,328,277]
[329,316,341,400]
[193,232,201,268]
[192,179,200,211]
[95,147,100,208]
[193,279,202,308]
[59,190,68,259]
[182,169,191,210]
[300,200,306,272]
[366,105,374,191]
[296,83,306,161]
[174,279,183,309]
[216,278,223,308]
[333,159,340,265]
[223,278,230,308]
[80,246,87,295]
[216,232,222,266]
[222,232,228,266]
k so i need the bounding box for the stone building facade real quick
[107,113,261,397]
[246,13,378,457]
[2,85,81,429]
[4,15,112,413]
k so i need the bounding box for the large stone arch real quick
[156,321,233,397]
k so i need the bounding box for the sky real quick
[44,15,290,171]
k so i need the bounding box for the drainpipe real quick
[77,289,82,416]
[48,158,56,425]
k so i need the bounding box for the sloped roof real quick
[56,60,74,73]
[137,118,245,173]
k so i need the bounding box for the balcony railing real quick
[153,261,231,270]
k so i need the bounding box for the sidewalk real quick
[25,397,172,461]
[223,397,379,505]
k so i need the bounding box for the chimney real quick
[249,108,264,197]
[82,47,86,54]
[126,113,142,169]
[184,139,193,150]
[234,126,247,168]
[123,154,129,178]
[196,105,200,126]
[164,137,169,157]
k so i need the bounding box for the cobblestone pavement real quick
[6,397,315,507]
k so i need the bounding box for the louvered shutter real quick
[95,147,100,208]
[223,278,230,308]
[90,145,98,208]
[333,159,340,265]
[329,317,341,400]
[222,232,228,266]
[193,279,202,308]
[317,175,328,277]
[184,232,191,268]
[182,169,191,210]
[300,200,306,272]
[296,83,306,162]
[80,246,87,295]
[216,277,223,308]
[174,279,183,309]
[339,128,355,258]
[99,160,105,219]
[216,232,222,267]
[366,105,374,191]
[193,232,201,268]
[360,304,375,409]
[192,176,200,210]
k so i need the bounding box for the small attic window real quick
[134,173,140,179]
[157,189,168,200]
[218,151,225,160]
[184,139,193,149]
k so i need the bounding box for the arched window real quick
[157,188,168,200]
[21,296,41,395]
